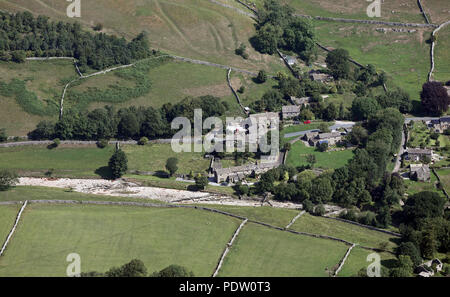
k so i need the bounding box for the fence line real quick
[333,244,356,276]
[212,219,248,277]
[428,21,450,82]
[285,210,305,229]
[431,168,450,199]
[0,201,28,257]
[227,68,247,114]
[417,0,430,24]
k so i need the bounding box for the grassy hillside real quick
[0,0,285,73]
[433,25,450,83]
[338,246,397,277]
[0,204,21,245]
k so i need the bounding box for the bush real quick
[52,138,61,148]
[0,128,7,142]
[313,204,326,216]
[238,86,245,94]
[93,23,103,31]
[303,199,314,213]
[194,175,209,190]
[97,139,109,148]
[138,137,149,145]
[256,70,267,83]
[0,169,18,191]
[152,265,194,277]
[11,50,26,63]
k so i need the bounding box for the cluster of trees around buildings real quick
[81,259,194,277]
[28,95,229,141]
[251,0,316,64]
[235,107,405,229]
[0,12,151,70]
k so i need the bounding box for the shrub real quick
[0,169,18,191]
[256,70,267,83]
[52,138,61,148]
[138,137,149,145]
[97,139,109,149]
[194,174,209,190]
[0,128,7,142]
[303,199,314,213]
[165,157,179,177]
[313,204,326,216]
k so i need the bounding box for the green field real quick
[0,144,210,177]
[290,213,399,252]
[436,168,450,191]
[313,20,431,105]
[434,25,450,83]
[404,172,440,196]
[218,222,348,277]
[286,141,354,169]
[338,247,397,277]
[0,204,20,245]
[0,204,241,276]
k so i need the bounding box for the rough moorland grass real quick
[1,0,285,73]
[202,205,300,228]
[0,204,241,276]
[290,213,399,252]
[218,222,349,277]
[286,141,354,169]
[0,186,165,205]
[0,204,21,245]
[338,246,397,277]
[313,20,432,104]
[286,0,425,23]
[0,60,75,135]
[0,144,210,177]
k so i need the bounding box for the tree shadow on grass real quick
[95,166,114,180]
[154,170,170,178]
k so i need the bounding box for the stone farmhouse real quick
[429,116,450,133]
[404,148,433,162]
[303,132,343,147]
[409,164,430,182]
[282,105,301,120]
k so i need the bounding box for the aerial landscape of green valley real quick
[0,0,449,288]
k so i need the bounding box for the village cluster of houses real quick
[428,116,450,133]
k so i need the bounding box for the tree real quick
[11,50,26,63]
[0,169,18,191]
[420,81,450,115]
[318,142,328,152]
[138,137,148,145]
[351,97,381,121]
[396,242,422,267]
[256,70,268,83]
[319,122,330,133]
[0,128,7,142]
[118,113,139,139]
[165,157,179,177]
[325,48,350,79]
[402,191,445,228]
[194,175,209,190]
[390,255,414,277]
[311,176,333,204]
[105,259,147,277]
[108,149,128,179]
[313,204,326,216]
[152,265,194,277]
[346,125,368,147]
[306,154,316,168]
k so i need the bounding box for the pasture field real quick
[286,141,354,169]
[0,60,76,135]
[203,205,299,227]
[0,143,210,177]
[289,213,399,252]
[435,168,450,191]
[337,247,397,277]
[0,204,21,245]
[313,20,432,104]
[218,222,349,277]
[286,0,426,23]
[433,25,450,83]
[0,0,285,73]
[0,204,240,276]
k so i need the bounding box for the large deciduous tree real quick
[420,81,450,115]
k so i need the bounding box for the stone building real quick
[304,132,343,147]
[282,105,301,120]
[405,148,433,162]
[409,164,430,182]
